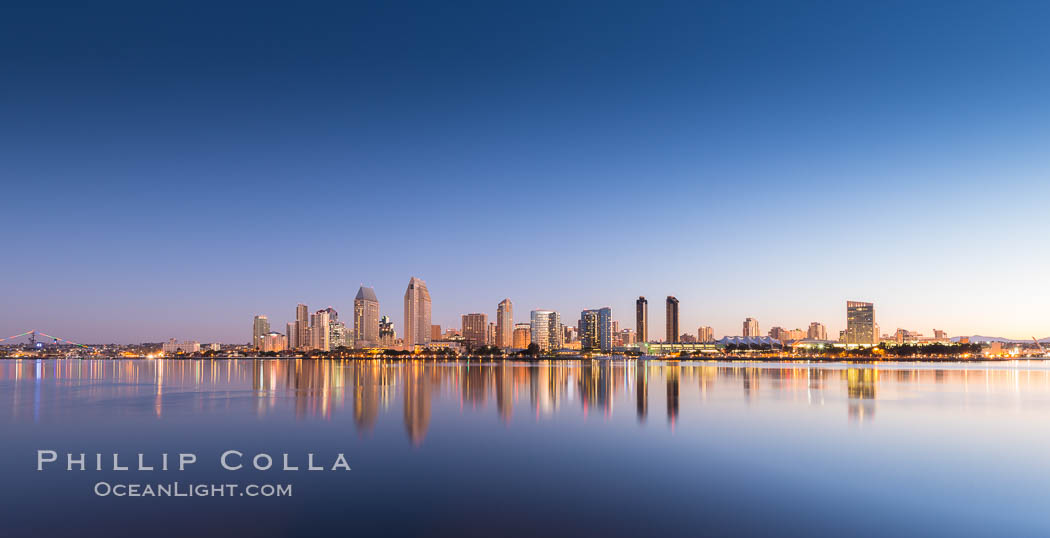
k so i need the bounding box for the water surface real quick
[2,359,1048,537]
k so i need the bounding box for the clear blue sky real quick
[2,2,1049,343]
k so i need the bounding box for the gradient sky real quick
[2,2,1049,344]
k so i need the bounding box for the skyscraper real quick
[296,303,309,351]
[698,326,714,343]
[496,299,513,348]
[636,296,648,343]
[579,307,613,352]
[462,313,488,349]
[846,301,876,346]
[260,332,287,353]
[404,277,432,348]
[378,315,396,347]
[310,309,331,351]
[665,296,679,343]
[743,317,760,338]
[286,322,297,350]
[353,286,380,347]
[252,315,270,349]
[512,323,531,348]
[530,310,562,352]
[807,322,827,340]
[430,325,442,341]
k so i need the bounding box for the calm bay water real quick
[2,358,1049,537]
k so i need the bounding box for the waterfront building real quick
[717,336,782,348]
[430,324,442,341]
[579,307,613,352]
[666,296,679,343]
[330,319,351,348]
[496,299,513,348]
[252,315,270,349]
[162,338,200,354]
[404,277,432,347]
[512,323,531,349]
[636,296,648,343]
[286,322,296,349]
[353,286,380,347]
[310,309,331,351]
[530,310,562,352]
[845,301,877,346]
[639,342,719,356]
[742,317,760,338]
[295,303,309,351]
[378,315,396,347]
[462,313,488,349]
[487,322,496,347]
[807,322,827,340]
[698,326,714,343]
[620,328,636,346]
[260,332,287,353]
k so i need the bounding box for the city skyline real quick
[232,293,1016,350]
[3,276,1043,344]
[3,4,1050,342]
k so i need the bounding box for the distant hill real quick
[951,335,1050,344]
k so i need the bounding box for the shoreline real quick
[1,355,1043,363]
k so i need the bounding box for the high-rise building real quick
[620,328,636,346]
[252,315,270,349]
[404,277,432,347]
[665,296,679,343]
[512,323,531,349]
[742,317,760,338]
[768,326,787,340]
[579,307,613,352]
[636,296,648,343]
[807,322,827,340]
[353,286,380,347]
[286,322,297,350]
[260,332,287,353]
[430,325,442,341]
[462,313,488,349]
[330,319,351,348]
[698,326,714,343]
[496,299,513,348]
[378,315,396,347]
[487,322,496,347]
[295,303,309,351]
[530,310,562,352]
[310,309,331,351]
[846,301,876,346]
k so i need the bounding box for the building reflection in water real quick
[636,362,648,422]
[666,363,680,426]
[403,362,431,446]
[10,359,1050,444]
[846,368,877,422]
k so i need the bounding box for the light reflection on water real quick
[4,358,1050,537]
[5,359,1050,441]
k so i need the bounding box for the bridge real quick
[0,330,89,349]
